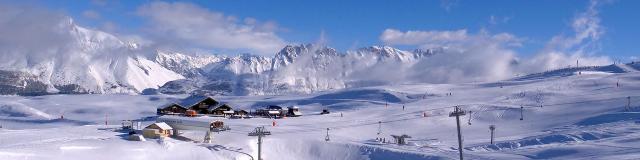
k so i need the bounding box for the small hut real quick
[391,134,412,145]
[287,106,303,117]
[267,105,284,118]
[321,109,330,115]
[143,122,173,138]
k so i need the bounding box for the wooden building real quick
[178,95,220,114]
[233,110,250,119]
[142,122,173,138]
[157,103,188,115]
[210,104,234,116]
[287,106,303,117]
[256,105,284,118]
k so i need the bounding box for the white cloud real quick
[525,0,610,71]
[381,29,468,46]
[381,28,522,50]
[380,29,519,83]
[0,3,74,64]
[378,0,612,83]
[544,0,602,52]
[137,1,286,55]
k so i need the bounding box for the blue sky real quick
[6,0,640,60]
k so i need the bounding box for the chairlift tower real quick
[467,111,473,125]
[377,121,382,135]
[489,125,496,145]
[627,96,632,111]
[248,126,271,160]
[520,106,524,121]
[325,128,331,141]
[449,106,466,160]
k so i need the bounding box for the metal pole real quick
[490,130,494,144]
[257,134,262,160]
[489,125,495,145]
[628,96,631,111]
[325,128,330,141]
[467,111,472,125]
[455,110,463,160]
[249,127,270,160]
[449,106,466,160]
[377,121,382,135]
[520,106,524,121]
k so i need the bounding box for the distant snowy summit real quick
[0,18,445,96]
[0,18,183,95]
[1,18,635,96]
[154,43,443,95]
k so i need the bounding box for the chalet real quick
[267,105,284,117]
[142,122,173,138]
[321,109,330,115]
[255,105,284,118]
[267,105,283,111]
[157,103,188,115]
[233,110,250,119]
[209,104,234,116]
[287,106,303,117]
[178,95,220,114]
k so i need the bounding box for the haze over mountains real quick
[0,14,615,96]
[0,18,444,96]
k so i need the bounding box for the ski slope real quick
[0,68,639,160]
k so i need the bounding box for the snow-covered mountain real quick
[0,18,183,95]
[154,44,445,95]
[0,17,634,96]
[0,17,440,96]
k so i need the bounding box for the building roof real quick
[159,103,186,109]
[267,105,283,110]
[146,122,173,130]
[215,104,233,110]
[178,95,218,108]
[391,134,412,138]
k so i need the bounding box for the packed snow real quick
[0,67,639,160]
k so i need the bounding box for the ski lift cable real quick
[270,116,425,134]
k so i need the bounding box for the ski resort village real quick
[1,63,639,160]
[1,0,640,160]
